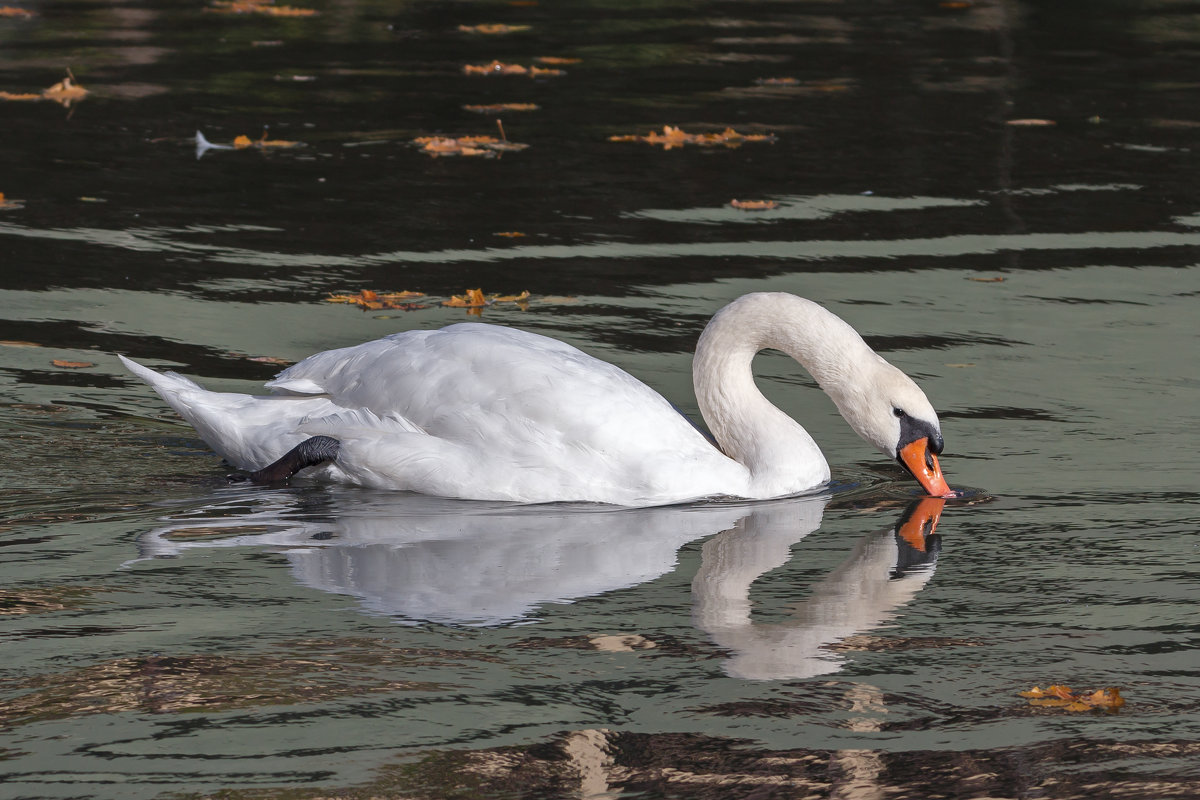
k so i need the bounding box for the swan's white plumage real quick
[121,292,944,506]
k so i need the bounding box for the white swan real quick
[119,292,951,505]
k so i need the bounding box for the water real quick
[3,0,1199,797]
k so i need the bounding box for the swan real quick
[119,292,951,505]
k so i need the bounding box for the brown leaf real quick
[492,231,527,238]
[610,125,776,150]
[0,6,35,16]
[413,134,528,158]
[1006,118,1056,126]
[51,359,95,369]
[535,56,580,65]
[0,339,41,347]
[968,276,1005,282]
[457,23,530,34]
[462,60,563,77]
[1085,687,1125,708]
[1021,684,1125,712]
[0,91,42,101]
[207,0,317,16]
[41,76,89,105]
[443,288,490,308]
[730,199,778,210]
[326,290,425,311]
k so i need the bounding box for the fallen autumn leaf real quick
[609,125,776,150]
[730,199,778,210]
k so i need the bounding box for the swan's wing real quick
[268,323,696,447]
[267,324,746,503]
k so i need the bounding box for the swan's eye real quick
[893,407,905,418]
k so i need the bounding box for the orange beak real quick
[898,438,952,497]
[896,496,946,551]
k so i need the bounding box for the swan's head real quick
[837,362,952,497]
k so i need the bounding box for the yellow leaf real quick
[492,231,527,238]
[1006,118,1056,126]
[492,290,531,302]
[443,288,489,308]
[730,199,777,210]
[0,6,35,16]
[610,125,776,150]
[0,339,41,347]
[233,135,254,148]
[1084,687,1125,708]
[41,76,89,104]
[0,91,42,101]
[51,359,95,369]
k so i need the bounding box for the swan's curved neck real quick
[692,293,881,496]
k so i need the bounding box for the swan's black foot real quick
[229,436,341,485]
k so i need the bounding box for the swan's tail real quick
[118,355,330,470]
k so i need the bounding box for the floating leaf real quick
[325,290,426,311]
[0,192,25,210]
[463,102,539,113]
[609,125,776,150]
[206,0,317,16]
[939,1,973,8]
[443,288,490,308]
[1020,685,1125,712]
[1,73,89,107]
[42,76,89,105]
[233,134,255,148]
[968,276,1005,282]
[0,339,40,347]
[730,199,777,210]
[493,231,527,238]
[462,60,564,77]
[247,356,291,365]
[1006,118,1056,126]
[412,134,528,158]
[492,290,531,302]
[457,23,530,34]
[535,56,580,65]
[0,6,34,16]
[51,359,95,369]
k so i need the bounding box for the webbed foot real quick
[229,436,341,484]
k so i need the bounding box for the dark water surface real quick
[3,0,1199,797]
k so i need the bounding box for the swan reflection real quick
[134,489,942,676]
[692,497,943,679]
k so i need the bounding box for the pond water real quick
[2,0,1199,797]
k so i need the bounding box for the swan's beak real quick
[898,438,952,497]
[896,496,946,552]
